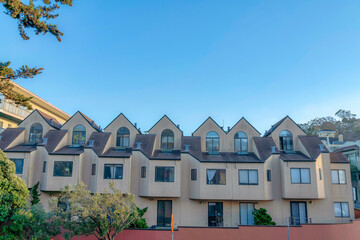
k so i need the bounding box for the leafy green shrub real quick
[253,208,276,225]
[128,207,148,228]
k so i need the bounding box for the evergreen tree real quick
[253,208,276,225]
[0,0,73,109]
[30,181,41,206]
[0,150,29,234]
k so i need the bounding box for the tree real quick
[0,150,29,234]
[30,181,41,205]
[253,208,276,225]
[5,204,61,240]
[128,207,148,229]
[50,182,140,240]
[0,0,73,109]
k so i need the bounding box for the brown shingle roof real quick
[181,136,203,161]
[280,152,313,161]
[37,110,62,129]
[299,135,328,159]
[333,145,359,153]
[201,152,262,163]
[330,152,349,163]
[51,146,84,155]
[85,132,111,156]
[151,150,181,160]
[38,130,67,153]
[0,128,24,150]
[79,111,101,131]
[101,148,132,158]
[4,144,37,152]
[132,134,156,158]
[253,137,279,161]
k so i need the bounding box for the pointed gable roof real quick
[19,109,61,129]
[0,128,25,150]
[61,111,101,132]
[104,113,140,133]
[148,115,182,133]
[228,117,261,135]
[263,116,305,137]
[192,116,226,136]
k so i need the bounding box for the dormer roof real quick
[263,116,305,137]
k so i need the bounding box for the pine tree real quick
[0,0,73,109]
[253,208,276,225]
[30,181,41,205]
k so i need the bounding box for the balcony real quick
[0,97,31,120]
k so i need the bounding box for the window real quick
[331,170,346,184]
[239,170,258,185]
[291,202,308,225]
[207,169,226,185]
[157,200,172,227]
[234,131,248,153]
[291,168,310,184]
[116,127,130,147]
[334,202,350,217]
[208,202,223,227]
[92,164,96,175]
[206,131,220,153]
[353,187,358,201]
[191,169,197,181]
[267,170,271,182]
[53,161,73,177]
[240,203,255,225]
[319,169,322,180]
[104,164,123,179]
[72,125,86,146]
[43,161,47,173]
[279,130,293,152]
[29,123,43,143]
[141,166,146,178]
[161,129,174,151]
[155,167,174,182]
[11,159,24,174]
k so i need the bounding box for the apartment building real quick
[0,111,354,227]
[0,80,70,131]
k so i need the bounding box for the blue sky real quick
[1,0,360,135]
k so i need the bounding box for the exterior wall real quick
[148,116,182,150]
[61,112,97,144]
[18,111,55,143]
[192,118,227,152]
[104,114,139,148]
[226,119,260,152]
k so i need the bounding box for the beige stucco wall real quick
[61,112,97,145]
[192,118,227,152]
[18,111,55,143]
[226,118,261,152]
[148,116,182,150]
[104,114,139,148]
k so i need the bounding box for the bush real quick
[253,208,276,225]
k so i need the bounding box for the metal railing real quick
[287,217,312,226]
[0,98,31,119]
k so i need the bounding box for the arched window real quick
[279,130,293,152]
[161,129,174,151]
[234,131,248,153]
[72,125,86,146]
[206,131,220,152]
[116,127,130,147]
[29,123,43,143]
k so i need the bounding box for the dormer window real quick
[116,127,130,148]
[279,130,293,152]
[29,123,43,144]
[206,131,219,153]
[234,131,248,154]
[72,125,86,146]
[161,129,174,151]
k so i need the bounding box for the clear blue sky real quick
[1,0,360,135]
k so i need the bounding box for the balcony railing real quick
[0,98,31,119]
[287,217,312,226]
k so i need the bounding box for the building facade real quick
[0,112,355,227]
[0,80,70,131]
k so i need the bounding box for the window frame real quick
[238,169,259,185]
[91,164,96,175]
[206,169,226,185]
[43,161,47,173]
[290,168,311,184]
[72,124,86,146]
[103,164,123,179]
[331,169,347,184]
[334,202,350,218]
[279,130,294,152]
[11,158,24,174]
[155,166,175,182]
[191,169,197,181]
[239,203,255,225]
[206,131,220,153]
[116,127,130,148]
[161,129,175,151]
[141,166,146,178]
[267,170,271,182]
[53,161,73,177]
[29,123,43,144]
[234,131,248,154]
